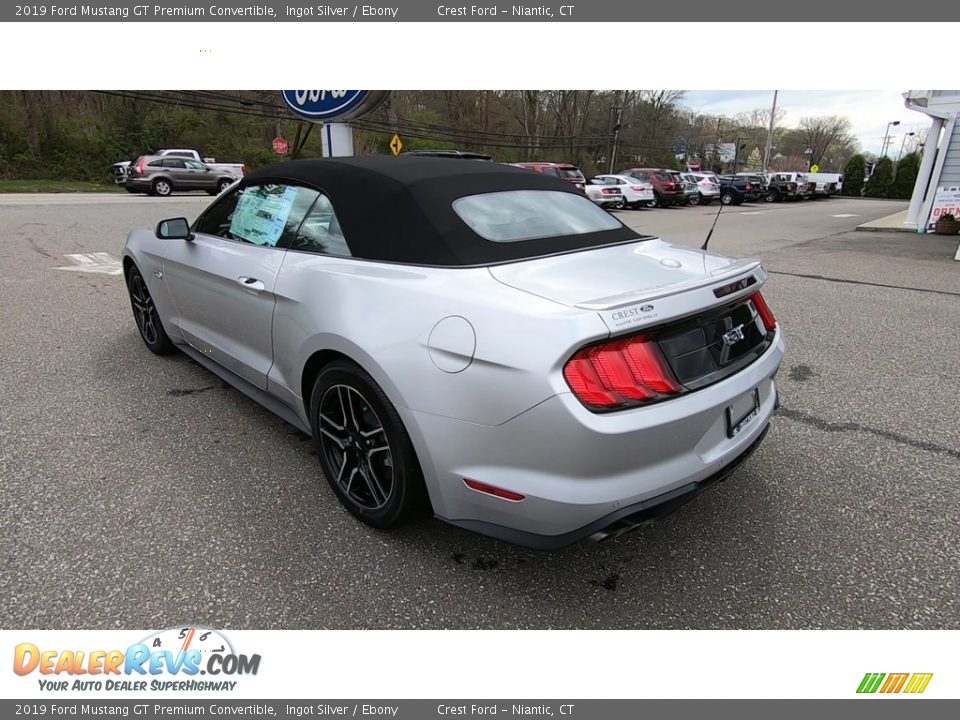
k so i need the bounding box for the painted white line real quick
[740,211,766,216]
[831,213,861,218]
[55,252,123,276]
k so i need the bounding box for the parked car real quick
[112,148,245,185]
[591,174,655,209]
[619,168,685,208]
[805,172,843,198]
[123,156,784,549]
[676,173,700,206]
[584,179,624,209]
[734,173,769,198]
[124,155,245,196]
[762,173,810,202]
[512,162,586,192]
[718,175,761,203]
[682,172,721,205]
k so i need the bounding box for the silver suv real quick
[124,155,242,197]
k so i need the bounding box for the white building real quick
[903,90,960,252]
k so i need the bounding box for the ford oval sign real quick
[281,90,388,122]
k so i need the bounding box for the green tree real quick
[864,156,893,198]
[889,152,920,200]
[842,154,866,196]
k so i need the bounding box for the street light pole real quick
[762,90,778,173]
[881,120,900,157]
[607,105,623,175]
[893,131,916,180]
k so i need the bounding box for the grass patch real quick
[0,179,124,193]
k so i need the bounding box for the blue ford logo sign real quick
[281,90,387,122]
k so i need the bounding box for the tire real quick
[721,191,735,206]
[151,178,172,197]
[695,192,705,206]
[644,191,661,209]
[217,178,233,194]
[126,265,175,355]
[765,190,779,203]
[309,360,429,529]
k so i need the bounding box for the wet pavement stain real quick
[788,365,817,382]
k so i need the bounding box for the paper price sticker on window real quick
[229,185,299,247]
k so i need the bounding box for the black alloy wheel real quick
[310,361,428,529]
[126,266,174,354]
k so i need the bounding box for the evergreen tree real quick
[890,152,921,200]
[842,154,866,196]
[864,156,893,198]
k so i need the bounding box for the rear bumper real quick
[413,328,786,549]
[449,422,770,550]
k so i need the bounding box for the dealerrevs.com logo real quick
[14,627,261,692]
[857,673,933,695]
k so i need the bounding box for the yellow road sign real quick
[390,134,403,156]
[809,163,820,173]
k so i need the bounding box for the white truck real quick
[111,148,246,185]
[804,172,844,198]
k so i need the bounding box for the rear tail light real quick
[787,183,795,191]
[666,181,676,189]
[241,165,248,176]
[134,156,145,175]
[631,186,644,191]
[563,335,681,411]
[745,182,753,191]
[751,292,777,332]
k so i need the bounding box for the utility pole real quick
[607,105,624,174]
[762,90,778,173]
[732,137,743,176]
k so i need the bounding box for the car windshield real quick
[453,190,622,243]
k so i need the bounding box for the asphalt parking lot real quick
[2,193,959,630]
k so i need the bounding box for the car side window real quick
[184,159,206,172]
[289,194,351,257]
[193,183,320,249]
[162,158,186,169]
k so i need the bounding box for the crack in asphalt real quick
[776,406,960,461]
[769,270,960,298]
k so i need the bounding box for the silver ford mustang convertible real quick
[123,156,785,549]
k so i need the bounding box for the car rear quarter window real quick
[290,194,351,257]
[452,190,622,243]
[193,183,320,248]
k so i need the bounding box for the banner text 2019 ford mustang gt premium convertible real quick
[123,156,785,549]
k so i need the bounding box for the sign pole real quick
[322,123,354,157]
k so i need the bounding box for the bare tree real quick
[799,115,855,168]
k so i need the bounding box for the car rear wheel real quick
[644,191,661,209]
[721,191,735,205]
[126,265,174,355]
[309,360,429,529]
[765,190,779,203]
[151,178,172,197]
[217,178,233,194]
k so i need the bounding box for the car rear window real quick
[453,190,622,243]
[559,168,585,180]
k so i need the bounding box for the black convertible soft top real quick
[243,156,641,266]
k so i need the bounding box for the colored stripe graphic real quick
[880,673,909,693]
[857,673,885,693]
[903,673,933,694]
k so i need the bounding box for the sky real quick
[681,90,930,158]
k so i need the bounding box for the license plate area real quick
[725,387,760,439]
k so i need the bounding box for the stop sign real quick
[272,137,288,155]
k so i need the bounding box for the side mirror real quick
[156,217,194,241]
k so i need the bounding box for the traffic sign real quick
[272,136,288,155]
[280,90,388,122]
[390,134,403,156]
[810,164,820,173]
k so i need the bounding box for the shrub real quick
[842,154,866,196]
[864,156,893,198]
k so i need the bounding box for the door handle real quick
[237,276,265,292]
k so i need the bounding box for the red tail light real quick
[241,164,248,176]
[563,335,681,410]
[745,182,752,191]
[751,292,777,332]
[134,156,145,175]
[787,183,795,191]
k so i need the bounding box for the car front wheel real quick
[721,191,735,205]
[126,265,174,355]
[151,178,172,197]
[309,361,429,529]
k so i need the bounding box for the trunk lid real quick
[488,238,760,311]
